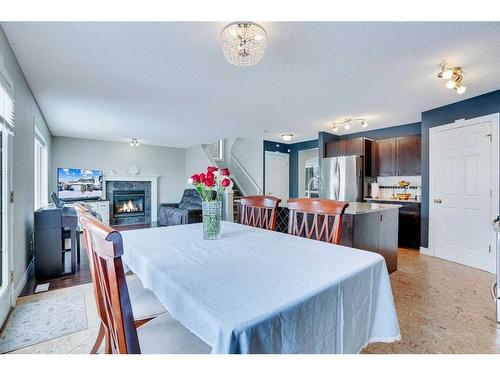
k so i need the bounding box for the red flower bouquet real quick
[188,166,233,202]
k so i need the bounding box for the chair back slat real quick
[239,195,281,231]
[74,203,110,346]
[287,198,349,245]
[78,210,140,354]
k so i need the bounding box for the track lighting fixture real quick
[438,61,467,95]
[331,117,368,132]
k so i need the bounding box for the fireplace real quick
[113,190,145,218]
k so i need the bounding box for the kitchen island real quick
[274,202,401,273]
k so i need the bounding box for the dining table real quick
[120,221,400,354]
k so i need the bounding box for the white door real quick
[430,114,499,273]
[0,130,12,326]
[265,151,289,205]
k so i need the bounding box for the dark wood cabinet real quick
[325,137,365,158]
[396,136,421,175]
[343,138,363,156]
[326,140,345,157]
[374,138,397,176]
[398,203,421,249]
[374,135,421,176]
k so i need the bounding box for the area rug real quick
[0,293,87,353]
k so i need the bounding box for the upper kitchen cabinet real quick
[396,135,421,175]
[374,135,421,176]
[344,138,364,156]
[325,138,364,157]
[374,138,397,176]
[326,139,345,157]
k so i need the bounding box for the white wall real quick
[184,144,210,187]
[0,27,52,291]
[298,148,319,197]
[51,136,186,204]
[184,138,264,195]
[230,138,263,193]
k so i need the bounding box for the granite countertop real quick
[364,197,421,204]
[345,202,402,214]
[279,201,401,214]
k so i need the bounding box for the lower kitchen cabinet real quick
[398,203,421,249]
[363,199,421,249]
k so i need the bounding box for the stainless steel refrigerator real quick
[320,155,363,202]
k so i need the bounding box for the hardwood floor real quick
[20,222,158,296]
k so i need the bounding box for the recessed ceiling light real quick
[281,133,294,142]
[344,124,351,130]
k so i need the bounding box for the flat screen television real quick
[57,168,103,200]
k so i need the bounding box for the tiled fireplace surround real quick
[106,180,152,226]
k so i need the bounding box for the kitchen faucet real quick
[307,175,324,198]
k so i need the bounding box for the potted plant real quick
[188,166,233,239]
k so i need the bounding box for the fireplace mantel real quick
[103,175,159,222]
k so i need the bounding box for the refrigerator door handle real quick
[491,281,497,301]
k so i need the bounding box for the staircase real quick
[201,139,262,222]
[232,181,244,222]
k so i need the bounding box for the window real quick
[205,139,224,161]
[34,128,48,210]
[0,61,13,308]
[0,71,14,131]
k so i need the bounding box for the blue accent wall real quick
[338,122,421,140]
[289,139,319,198]
[262,88,500,249]
[420,89,500,248]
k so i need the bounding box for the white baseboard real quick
[420,246,434,256]
[13,259,33,300]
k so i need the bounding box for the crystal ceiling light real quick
[221,22,267,66]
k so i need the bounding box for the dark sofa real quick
[158,189,202,226]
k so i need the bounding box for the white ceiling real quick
[2,22,500,148]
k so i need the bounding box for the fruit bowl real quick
[396,193,412,200]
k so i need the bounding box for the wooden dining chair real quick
[239,195,282,231]
[74,203,111,353]
[287,198,349,245]
[76,203,166,353]
[78,210,210,354]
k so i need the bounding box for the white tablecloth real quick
[121,221,400,354]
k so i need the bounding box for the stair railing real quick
[230,151,263,196]
[201,143,234,221]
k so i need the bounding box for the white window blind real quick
[0,69,14,131]
[205,139,224,161]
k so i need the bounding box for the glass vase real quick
[202,200,222,240]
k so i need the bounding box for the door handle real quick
[491,281,497,301]
[434,198,442,204]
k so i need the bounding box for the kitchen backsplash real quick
[374,175,422,201]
